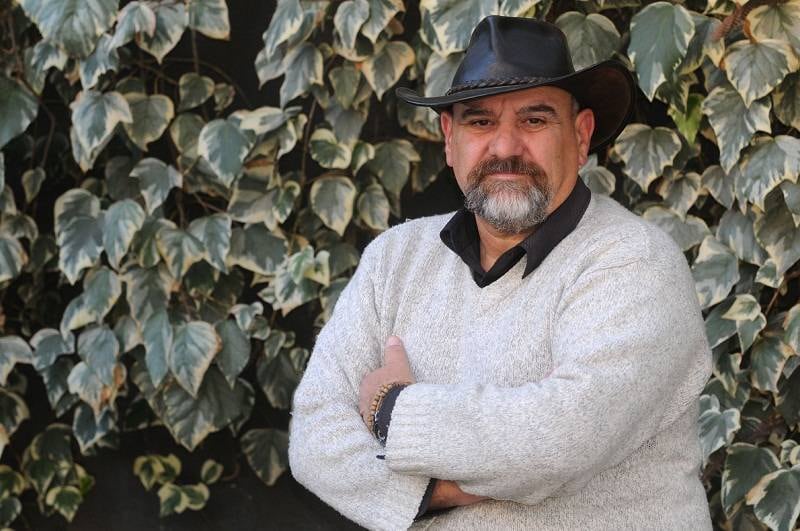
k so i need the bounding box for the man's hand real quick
[358,336,415,427]
[429,480,489,511]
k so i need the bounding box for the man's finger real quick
[383,335,410,368]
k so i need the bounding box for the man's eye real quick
[526,117,545,126]
[470,119,491,127]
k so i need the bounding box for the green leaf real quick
[198,119,254,187]
[179,73,215,111]
[240,428,289,486]
[169,321,220,397]
[228,225,287,275]
[188,214,231,273]
[668,92,704,145]
[110,1,156,48]
[200,459,223,484]
[334,0,369,49]
[143,309,172,389]
[0,235,28,284]
[750,337,793,393]
[701,84,771,173]
[60,267,122,336]
[717,209,768,266]
[122,93,174,151]
[156,225,205,281]
[0,77,39,150]
[698,394,741,465]
[131,158,183,215]
[0,389,30,458]
[215,320,250,388]
[642,206,710,251]
[555,12,621,71]
[746,465,800,531]
[362,0,405,43]
[773,73,800,131]
[362,40,414,100]
[136,2,188,64]
[0,464,26,497]
[614,124,681,191]
[30,329,74,371]
[310,129,352,169]
[261,0,304,56]
[18,0,118,57]
[421,0,493,55]
[103,199,145,270]
[725,39,798,107]
[357,183,390,231]
[722,443,781,515]
[365,139,420,196]
[45,485,83,522]
[0,496,21,527]
[79,34,119,89]
[754,192,800,276]
[748,0,800,56]
[737,136,800,210]
[280,43,324,107]
[123,264,175,325]
[628,2,695,100]
[692,236,740,309]
[310,176,357,235]
[188,0,230,40]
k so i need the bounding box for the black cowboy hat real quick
[396,16,635,152]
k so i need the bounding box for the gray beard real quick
[463,159,553,234]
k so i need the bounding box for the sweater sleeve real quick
[383,255,712,505]
[288,240,431,531]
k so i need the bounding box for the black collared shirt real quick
[439,178,592,287]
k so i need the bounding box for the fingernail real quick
[386,336,401,347]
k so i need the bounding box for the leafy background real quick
[0,0,799,528]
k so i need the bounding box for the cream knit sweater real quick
[289,194,713,530]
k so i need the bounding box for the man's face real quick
[440,86,595,234]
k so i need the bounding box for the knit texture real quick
[289,194,713,530]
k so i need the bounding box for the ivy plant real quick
[0,0,798,528]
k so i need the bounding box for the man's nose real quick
[488,123,524,159]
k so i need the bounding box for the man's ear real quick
[440,110,454,167]
[574,108,595,166]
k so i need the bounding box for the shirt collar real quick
[440,178,591,284]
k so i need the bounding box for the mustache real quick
[467,156,546,183]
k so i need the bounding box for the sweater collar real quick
[440,178,591,287]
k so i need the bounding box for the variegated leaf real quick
[60,267,122,336]
[0,235,28,284]
[692,236,740,309]
[579,155,616,194]
[750,337,794,393]
[357,183,390,231]
[420,0,494,56]
[76,325,120,387]
[782,181,800,227]
[680,13,725,73]
[22,168,46,203]
[754,193,800,276]
[18,0,118,58]
[229,106,295,136]
[73,403,114,454]
[656,171,701,218]
[54,190,103,285]
[0,336,32,387]
[188,0,230,40]
[70,90,132,157]
[227,225,287,275]
[156,226,205,281]
[362,0,405,43]
[103,199,146,270]
[45,485,83,522]
[362,40,414,100]
[169,321,220,398]
[30,329,74,371]
[110,1,157,48]
[310,176,357,235]
[23,40,69,94]
[614,124,682,191]
[330,65,362,110]
[773,73,800,131]
[130,158,183,214]
[721,294,766,352]
[334,0,369,50]
[628,2,695,100]
[241,428,289,486]
[555,12,621,71]
[198,119,254,187]
[786,304,800,354]
[365,139,420,196]
[643,206,710,250]
[143,309,172,388]
[701,84,771,173]
[123,264,175,325]
[280,43,323,107]
[136,2,188,63]
[310,129,352,169]
[702,165,735,209]
[123,93,174,151]
[179,73,214,111]
[79,34,119,89]
[717,209,768,266]
[722,443,781,515]
[170,113,205,161]
[746,465,800,531]
[748,0,800,56]
[262,0,304,56]
[737,136,800,210]
[424,52,461,99]
[188,214,231,273]
[725,39,798,107]
[215,320,250,388]
[699,394,740,465]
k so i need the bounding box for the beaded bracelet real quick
[366,381,410,434]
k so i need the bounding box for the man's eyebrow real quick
[517,104,558,116]
[458,106,494,119]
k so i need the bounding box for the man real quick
[289,16,713,530]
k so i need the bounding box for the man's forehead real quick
[453,86,574,114]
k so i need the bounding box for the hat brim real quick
[396,60,635,152]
